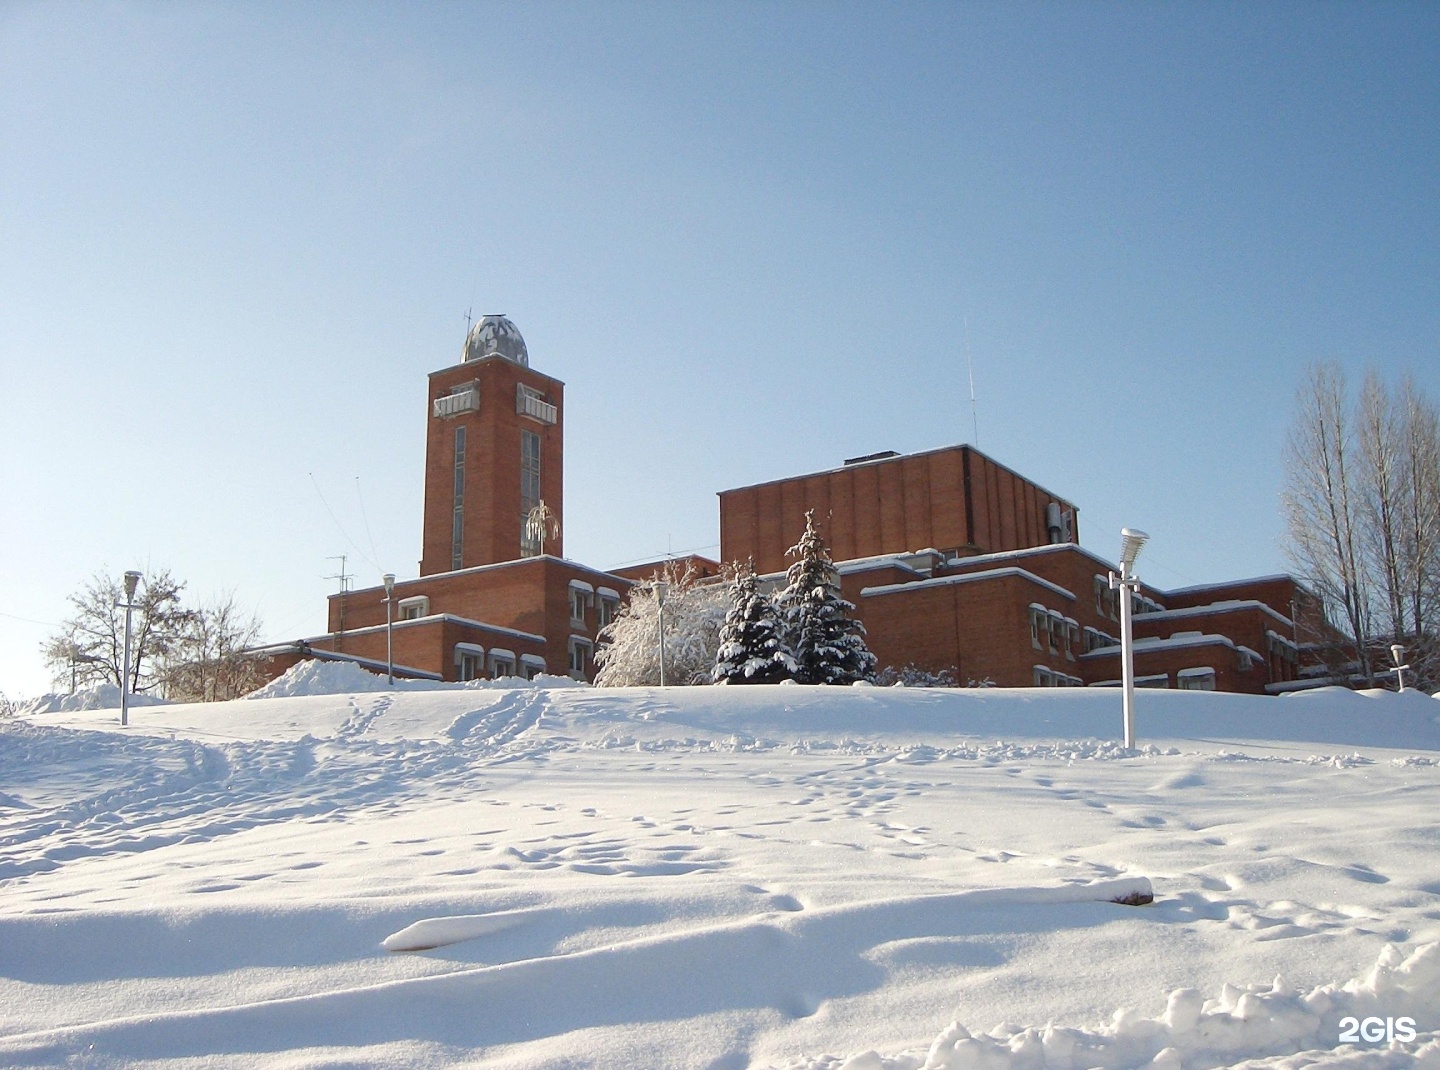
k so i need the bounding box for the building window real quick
[1094,576,1107,617]
[569,638,591,679]
[398,595,429,621]
[520,429,541,556]
[456,645,483,682]
[451,426,466,570]
[1048,611,1063,655]
[570,587,587,624]
[1033,665,1053,687]
[489,648,516,678]
[598,596,618,629]
[1029,605,1045,650]
[1065,620,1080,661]
[1178,668,1217,691]
[1236,648,1254,672]
[521,655,546,680]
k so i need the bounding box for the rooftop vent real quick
[843,450,900,466]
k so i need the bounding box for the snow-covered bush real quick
[595,562,729,686]
[875,664,959,687]
[713,562,795,684]
[775,511,876,685]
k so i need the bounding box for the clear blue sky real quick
[2,2,1437,697]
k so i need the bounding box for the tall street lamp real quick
[654,581,669,687]
[118,570,142,727]
[1109,529,1149,750]
[383,573,396,686]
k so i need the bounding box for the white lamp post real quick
[1390,644,1410,693]
[118,570,142,727]
[1109,529,1149,750]
[654,581,669,687]
[383,573,396,686]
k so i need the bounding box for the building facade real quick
[261,316,631,683]
[260,315,1331,694]
[719,449,1328,694]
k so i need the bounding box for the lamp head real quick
[654,581,669,605]
[1119,529,1150,571]
[123,571,142,600]
[383,573,395,594]
[1391,643,1406,666]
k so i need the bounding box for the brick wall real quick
[719,445,1078,576]
[420,356,565,575]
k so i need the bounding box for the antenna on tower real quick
[964,314,979,447]
[325,555,351,594]
[464,307,474,333]
[325,554,351,643]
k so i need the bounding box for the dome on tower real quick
[463,315,529,367]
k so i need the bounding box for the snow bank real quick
[19,683,166,715]
[244,658,585,699]
[785,943,1440,1070]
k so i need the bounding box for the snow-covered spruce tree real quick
[775,511,877,685]
[712,561,795,684]
[594,561,729,686]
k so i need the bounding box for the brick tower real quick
[419,316,565,575]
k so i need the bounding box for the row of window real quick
[1033,666,1084,687]
[455,645,545,682]
[1083,625,1120,652]
[570,586,620,629]
[453,638,594,681]
[1091,575,1163,622]
[1029,605,1080,660]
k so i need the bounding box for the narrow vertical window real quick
[520,429,541,556]
[451,426,466,570]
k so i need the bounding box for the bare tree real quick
[42,570,195,696]
[1357,371,1406,641]
[162,594,269,702]
[1284,363,1440,690]
[1397,375,1440,686]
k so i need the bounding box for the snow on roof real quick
[520,653,546,666]
[454,642,484,655]
[488,648,515,661]
[1141,599,1293,628]
[947,542,1117,574]
[303,614,544,645]
[597,586,620,600]
[1163,574,1296,597]
[836,555,925,577]
[351,555,632,594]
[1177,666,1217,678]
[1080,632,1238,658]
[568,579,595,593]
[863,567,1075,602]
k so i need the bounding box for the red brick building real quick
[720,450,1327,694]
[261,317,633,683]
[260,316,1330,694]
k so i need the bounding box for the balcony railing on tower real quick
[516,384,557,425]
[433,386,479,418]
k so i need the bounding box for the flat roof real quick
[717,442,1074,508]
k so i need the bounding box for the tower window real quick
[520,429,541,556]
[451,426,466,570]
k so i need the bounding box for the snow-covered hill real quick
[3,670,1438,1068]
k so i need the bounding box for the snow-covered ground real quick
[3,668,1439,1069]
